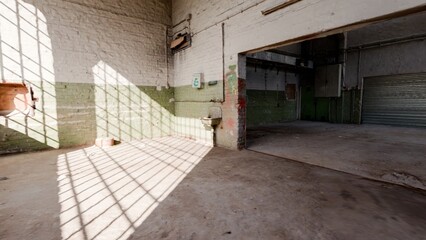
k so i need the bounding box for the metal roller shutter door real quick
[362,73,426,127]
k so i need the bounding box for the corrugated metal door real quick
[362,73,426,127]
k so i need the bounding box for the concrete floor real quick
[247,121,426,190]
[1,137,426,240]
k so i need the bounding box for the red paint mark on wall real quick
[225,118,236,129]
[238,97,246,110]
[221,68,247,149]
[237,78,247,110]
[238,78,246,92]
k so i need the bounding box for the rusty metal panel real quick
[362,73,426,127]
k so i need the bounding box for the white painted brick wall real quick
[0,0,173,153]
[173,0,426,87]
[62,0,171,25]
[1,0,171,86]
[246,66,298,91]
[173,25,223,87]
[345,11,426,88]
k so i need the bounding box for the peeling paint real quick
[226,65,238,95]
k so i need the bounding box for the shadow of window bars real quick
[0,0,59,149]
[57,137,212,240]
[93,61,173,142]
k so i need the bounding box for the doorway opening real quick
[243,11,426,189]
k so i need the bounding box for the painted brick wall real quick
[171,23,224,145]
[2,0,425,153]
[332,11,426,125]
[172,0,426,149]
[0,0,173,154]
[345,11,426,88]
[246,66,298,127]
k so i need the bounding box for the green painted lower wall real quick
[174,102,215,145]
[247,90,297,127]
[330,89,362,124]
[174,82,223,102]
[55,83,97,148]
[0,125,52,154]
[173,83,224,146]
[300,85,330,122]
[1,81,226,154]
[301,86,361,124]
[0,77,364,155]
[175,102,212,118]
[0,82,175,154]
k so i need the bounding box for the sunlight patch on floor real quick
[56,136,212,240]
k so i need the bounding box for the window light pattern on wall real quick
[0,0,59,151]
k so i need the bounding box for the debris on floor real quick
[381,172,426,190]
[247,121,426,190]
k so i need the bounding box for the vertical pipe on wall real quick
[341,32,348,122]
[0,29,4,83]
[298,84,302,120]
[276,68,279,107]
[357,49,362,89]
[330,98,333,122]
[284,71,287,100]
[335,97,338,122]
[222,22,225,102]
[356,49,363,123]
[353,49,361,122]
[15,1,25,85]
[165,27,169,88]
[264,67,268,95]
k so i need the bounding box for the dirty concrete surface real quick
[247,121,426,190]
[1,137,426,240]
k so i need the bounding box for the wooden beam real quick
[261,0,301,16]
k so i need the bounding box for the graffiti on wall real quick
[226,65,238,95]
[223,63,247,148]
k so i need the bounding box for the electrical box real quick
[192,73,202,89]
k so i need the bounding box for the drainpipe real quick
[165,27,169,88]
[356,49,363,124]
[222,22,226,102]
